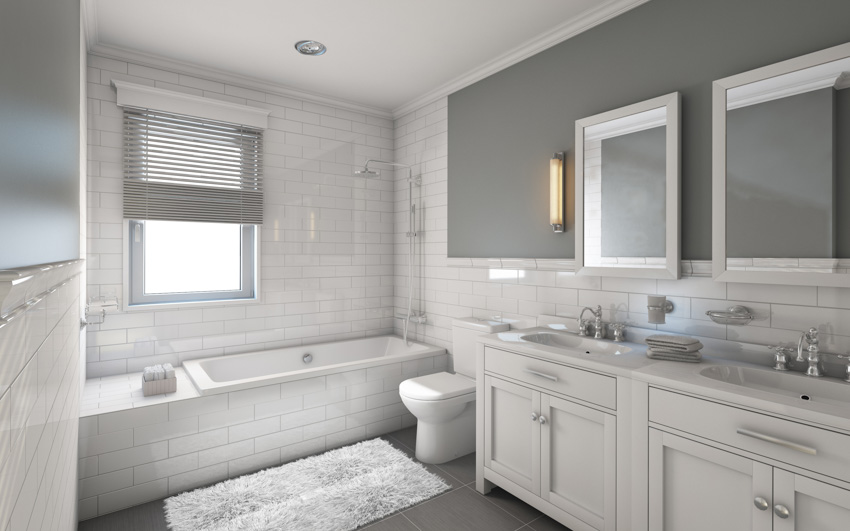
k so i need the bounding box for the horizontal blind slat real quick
[122,107,263,224]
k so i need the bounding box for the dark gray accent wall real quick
[726,89,835,258]
[838,88,850,257]
[0,0,81,269]
[600,127,666,258]
[448,0,850,259]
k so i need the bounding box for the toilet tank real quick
[452,318,510,379]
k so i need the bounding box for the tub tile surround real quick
[85,54,398,378]
[0,261,83,531]
[391,99,850,370]
[76,352,447,519]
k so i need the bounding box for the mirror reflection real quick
[724,56,850,273]
[583,107,667,269]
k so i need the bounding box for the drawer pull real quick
[524,369,559,382]
[736,428,817,456]
[753,497,769,511]
[773,504,790,519]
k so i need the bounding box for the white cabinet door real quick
[773,469,850,531]
[649,429,773,531]
[483,375,540,495]
[540,394,616,531]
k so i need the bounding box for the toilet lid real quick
[399,372,475,401]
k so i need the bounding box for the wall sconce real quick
[550,151,565,232]
[647,295,674,324]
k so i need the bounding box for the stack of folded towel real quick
[143,363,176,382]
[645,335,703,363]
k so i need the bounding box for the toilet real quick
[399,317,510,464]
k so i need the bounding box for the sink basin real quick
[520,332,633,356]
[700,365,850,407]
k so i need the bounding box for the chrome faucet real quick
[798,327,821,377]
[578,305,606,339]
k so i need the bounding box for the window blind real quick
[123,108,263,224]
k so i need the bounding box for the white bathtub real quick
[183,335,446,395]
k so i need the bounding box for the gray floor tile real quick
[388,425,417,450]
[436,452,476,485]
[403,486,525,531]
[381,435,465,489]
[527,514,573,531]
[362,514,421,530]
[484,487,543,524]
[78,500,168,531]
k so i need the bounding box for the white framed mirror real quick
[575,92,681,279]
[713,42,850,287]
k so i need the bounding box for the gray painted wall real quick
[0,0,81,269]
[838,88,850,257]
[727,89,835,258]
[447,0,850,259]
[600,126,666,258]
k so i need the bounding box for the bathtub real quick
[183,335,446,395]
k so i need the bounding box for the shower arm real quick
[362,160,421,184]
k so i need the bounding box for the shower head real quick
[354,167,380,177]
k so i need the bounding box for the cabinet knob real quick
[531,412,538,421]
[753,497,769,511]
[539,416,547,425]
[773,504,790,519]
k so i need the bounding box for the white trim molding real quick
[391,0,651,118]
[0,260,85,321]
[113,80,271,129]
[444,258,711,277]
[92,43,395,120]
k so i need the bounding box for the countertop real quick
[479,326,850,434]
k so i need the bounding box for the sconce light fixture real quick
[647,295,674,324]
[550,152,565,232]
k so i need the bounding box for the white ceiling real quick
[85,0,646,116]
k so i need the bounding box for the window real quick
[122,107,263,306]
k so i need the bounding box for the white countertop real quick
[479,327,850,434]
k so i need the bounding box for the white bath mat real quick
[164,438,451,531]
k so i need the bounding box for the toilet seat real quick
[399,372,475,401]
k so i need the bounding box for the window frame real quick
[123,219,260,309]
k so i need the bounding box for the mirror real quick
[713,42,850,286]
[575,92,681,279]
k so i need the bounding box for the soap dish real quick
[705,305,753,326]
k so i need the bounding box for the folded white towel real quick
[646,335,703,353]
[646,347,702,363]
[142,368,155,382]
[163,363,175,380]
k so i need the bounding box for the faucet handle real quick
[806,327,819,344]
[768,345,793,371]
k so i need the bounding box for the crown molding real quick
[391,0,651,118]
[87,43,395,120]
[81,0,99,50]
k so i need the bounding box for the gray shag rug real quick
[164,438,451,531]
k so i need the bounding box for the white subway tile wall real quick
[391,98,850,363]
[85,54,397,378]
[0,274,81,531]
[77,353,446,519]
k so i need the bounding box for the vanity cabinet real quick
[648,388,850,531]
[479,346,617,531]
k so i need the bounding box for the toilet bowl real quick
[399,372,476,464]
[398,318,510,464]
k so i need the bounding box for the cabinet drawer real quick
[650,388,850,482]
[484,347,616,410]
